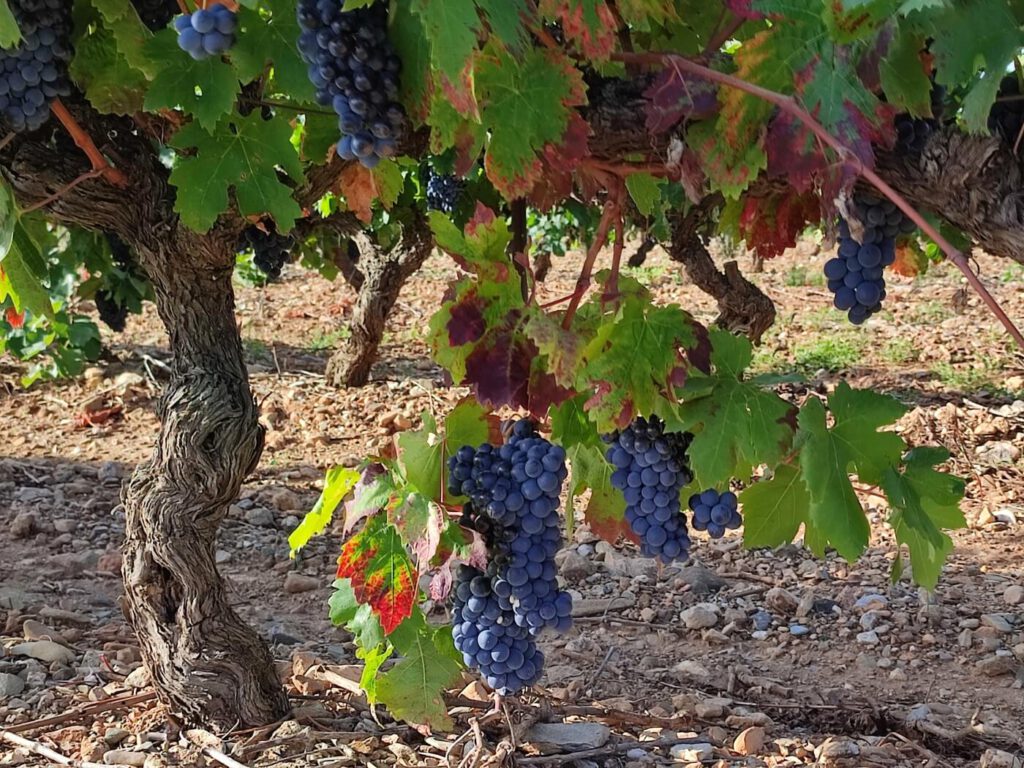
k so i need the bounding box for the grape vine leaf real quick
[445,398,499,453]
[625,173,663,218]
[823,0,899,42]
[0,0,18,47]
[357,642,393,702]
[540,0,618,59]
[91,0,159,78]
[475,48,587,198]
[389,1,433,122]
[0,223,53,320]
[878,26,933,117]
[478,0,528,51]
[825,382,907,485]
[232,0,312,98]
[143,29,239,131]
[329,578,385,650]
[410,0,480,81]
[336,514,418,634]
[289,466,361,555]
[738,189,820,259]
[567,442,636,544]
[739,464,811,548]
[882,447,965,588]
[673,329,792,487]
[643,68,719,133]
[169,113,304,233]
[71,8,148,115]
[525,311,585,389]
[375,611,462,730]
[397,412,444,502]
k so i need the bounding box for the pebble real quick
[1003,585,1024,606]
[856,631,879,646]
[9,640,75,664]
[854,594,888,611]
[694,697,731,718]
[975,440,1020,465]
[789,624,810,636]
[283,573,319,594]
[976,656,1019,677]
[982,614,1013,634]
[11,512,37,539]
[525,723,610,754]
[103,749,147,766]
[267,487,303,512]
[980,748,1024,767]
[751,630,769,640]
[674,566,726,595]
[625,748,647,759]
[558,551,595,582]
[765,587,799,614]
[245,507,276,527]
[98,462,123,484]
[751,610,772,631]
[0,672,26,697]
[670,742,713,761]
[680,604,718,630]
[733,726,766,756]
[859,611,882,630]
[104,728,131,747]
[22,619,64,643]
[53,518,77,534]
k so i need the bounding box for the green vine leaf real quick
[232,0,312,99]
[739,464,811,549]
[289,467,361,556]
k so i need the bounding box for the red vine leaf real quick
[336,514,418,635]
[532,113,592,209]
[739,189,821,260]
[5,306,24,328]
[891,242,924,277]
[724,0,766,20]
[540,0,618,60]
[644,67,719,134]
[447,290,487,346]
[440,62,479,120]
[337,164,376,224]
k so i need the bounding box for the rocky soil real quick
[1,241,1022,767]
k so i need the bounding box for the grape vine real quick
[0,0,72,132]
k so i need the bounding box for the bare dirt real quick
[1,241,1023,767]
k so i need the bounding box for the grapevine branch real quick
[562,197,618,329]
[51,101,128,189]
[612,51,1024,349]
[21,168,106,214]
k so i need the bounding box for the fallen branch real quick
[5,691,157,734]
[515,734,709,765]
[0,729,109,768]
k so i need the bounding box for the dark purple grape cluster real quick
[893,84,944,155]
[447,419,573,694]
[824,192,914,325]
[174,5,237,60]
[0,0,73,133]
[451,564,545,696]
[688,489,741,538]
[238,225,295,280]
[989,75,1024,149]
[296,0,404,169]
[95,290,128,333]
[131,0,177,32]
[604,415,694,564]
[425,171,463,213]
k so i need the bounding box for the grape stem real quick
[176,0,189,12]
[604,204,626,302]
[51,101,128,189]
[562,198,618,329]
[612,51,1024,350]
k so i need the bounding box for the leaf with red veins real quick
[464,321,532,410]
[337,515,418,635]
[465,202,497,235]
[765,111,827,193]
[739,189,821,260]
[531,113,592,209]
[542,0,618,60]
[440,62,479,119]
[486,151,544,200]
[644,67,719,133]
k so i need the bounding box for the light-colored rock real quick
[1004,585,1024,606]
[104,728,131,747]
[693,697,731,719]
[53,519,78,534]
[674,566,726,595]
[673,660,711,680]
[0,673,26,697]
[245,507,275,527]
[856,631,879,646]
[283,573,319,594]
[22,620,65,643]
[267,487,303,512]
[11,512,37,539]
[9,640,75,664]
[980,748,1024,768]
[976,441,1021,465]
[765,587,799,614]
[680,604,718,630]
[669,742,713,762]
[103,749,147,766]
[982,613,1013,634]
[816,738,860,763]
[558,551,595,582]
[123,666,151,689]
[525,723,610,754]
[571,597,633,617]
[854,594,888,611]
[977,656,1019,677]
[733,726,766,756]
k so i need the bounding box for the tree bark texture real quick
[669,196,777,343]
[326,211,434,387]
[0,103,290,729]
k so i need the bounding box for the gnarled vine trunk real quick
[326,212,433,387]
[121,255,291,729]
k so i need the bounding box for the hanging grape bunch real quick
[425,170,464,214]
[447,420,573,695]
[0,0,73,133]
[688,489,742,539]
[893,83,945,155]
[296,0,404,168]
[824,191,916,325]
[174,4,238,60]
[237,225,295,280]
[604,415,695,563]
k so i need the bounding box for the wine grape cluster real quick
[824,192,914,325]
[688,489,741,539]
[0,0,73,133]
[893,84,944,155]
[425,171,463,213]
[297,0,405,169]
[95,291,128,333]
[447,419,573,695]
[131,0,177,32]
[989,76,1024,150]
[238,225,296,280]
[174,4,238,60]
[604,415,695,564]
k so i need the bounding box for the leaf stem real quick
[562,198,618,329]
[612,51,1024,350]
[51,101,128,189]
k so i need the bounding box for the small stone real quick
[283,573,319,594]
[11,512,37,539]
[751,610,772,631]
[680,604,718,630]
[124,666,151,689]
[215,550,232,565]
[103,749,147,767]
[639,607,657,623]
[625,748,647,760]
[670,742,713,761]
[245,507,275,527]
[694,697,731,718]
[558,551,595,582]
[53,519,77,534]
[97,552,124,575]
[9,640,75,664]
[860,611,881,630]
[980,748,1024,768]
[674,566,726,595]
[525,723,610,754]
[22,620,64,643]
[817,738,860,761]
[856,631,879,646]
[267,487,303,512]
[982,614,1013,634]
[905,704,931,724]
[673,660,711,680]
[855,594,888,611]
[1003,585,1024,606]
[114,372,145,389]
[733,726,766,756]
[976,656,1019,677]
[98,462,123,484]
[751,630,769,640]
[0,673,26,697]
[976,441,1020,465]
[765,587,800,614]
[789,624,810,637]
[958,628,974,648]
[104,728,131,747]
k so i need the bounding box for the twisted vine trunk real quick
[326,213,433,387]
[121,255,291,728]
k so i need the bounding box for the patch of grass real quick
[308,327,351,351]
[625,264,668,283]
[999,263,1024,283]
[793,335,866,372]
[784,265,824,287]
[931,361,1011,393]
[882,337,918,364]
[242,338,270,362]
[906,299,952,325]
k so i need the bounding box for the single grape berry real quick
[688,489,741,539]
